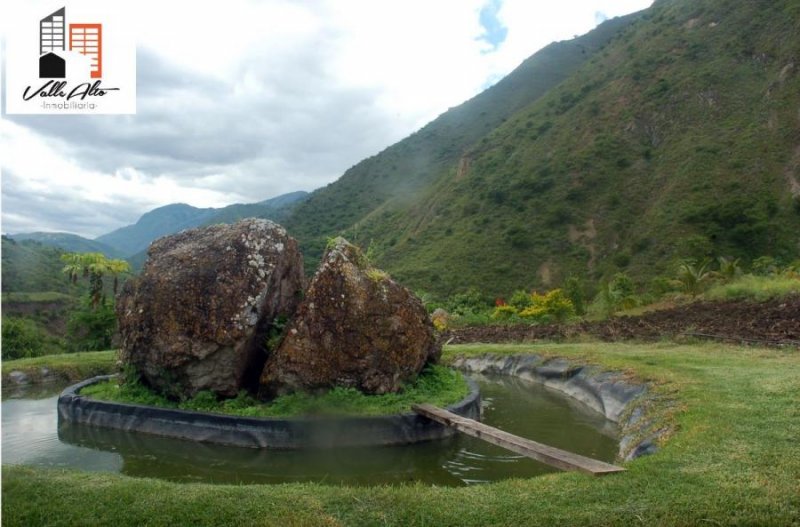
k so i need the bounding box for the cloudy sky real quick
[1,0,652,238]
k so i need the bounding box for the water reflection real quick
[3,374,619,486]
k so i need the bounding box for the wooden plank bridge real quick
[412,404,625,476]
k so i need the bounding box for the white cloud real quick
[0,119,243,236]
[1,0,653,237]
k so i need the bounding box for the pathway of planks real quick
[412,403,625,476]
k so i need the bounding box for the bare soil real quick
[443,296,800,347]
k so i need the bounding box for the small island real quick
[59,219,480,448]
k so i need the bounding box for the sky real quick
[0,0,653,238]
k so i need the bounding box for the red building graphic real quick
[69,23,102,78]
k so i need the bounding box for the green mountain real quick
[284,0,800,297]
[201,191,309,227]
[8,232,123,259]
[95,203,218,257]
[1,236,79,294]
[96,191,309,257]
[284,13,642,276]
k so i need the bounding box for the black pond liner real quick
[57,375,481,449]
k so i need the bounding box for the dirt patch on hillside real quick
[443,296,800,347]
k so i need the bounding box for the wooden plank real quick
[412,403,625,476]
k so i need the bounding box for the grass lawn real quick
[1,351,117,387]
[3,341,799,526]
[81,364,469,417]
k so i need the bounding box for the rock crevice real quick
[260,237,440,396]
[117,219,304,398]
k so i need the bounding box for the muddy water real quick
[1,373,618,486]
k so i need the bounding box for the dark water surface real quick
[1,374,619,486]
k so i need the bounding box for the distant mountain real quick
[1,236,79,293]
[8,232,123,259]
[282,0,800,297]
[97,191,309,259]
[201,190,309,226]
[95,203,218,257]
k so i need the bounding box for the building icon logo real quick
[5,2,135,115]
[38,7,103,79]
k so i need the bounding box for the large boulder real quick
[117,219,304,398]
[260,237,440,396]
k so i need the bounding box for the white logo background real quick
[4,2,136,115]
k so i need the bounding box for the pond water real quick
[1,374,619,486]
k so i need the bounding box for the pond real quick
[1,373,619,486]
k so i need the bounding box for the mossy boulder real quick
[260,237,440,396]
[117,219,304,398]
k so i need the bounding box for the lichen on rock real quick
[260,237,440,397]
[117,219,304,399]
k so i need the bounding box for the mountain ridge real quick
[8,232,124,259]
[283,0,800,297]
[95,190,309,257]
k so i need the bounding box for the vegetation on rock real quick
[81,364,468,417]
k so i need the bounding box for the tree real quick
[717,256,742,282]
[673,259,714,296]
[61,252,83,285]
[562,276,586,316]
[106,258,131,295]
[1,318,45,360]
[61,252,131,309]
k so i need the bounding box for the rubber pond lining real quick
[57,375,481,449]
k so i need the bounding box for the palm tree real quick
[60,253,83,285]
[81,253,108,308]
[107,258,131,295]
[717,256,742,282]
[61,252,129,308]
[674,259,714,297]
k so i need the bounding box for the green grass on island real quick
[80,364,470,417]
[3,341,799,526]
[1,351,117,387]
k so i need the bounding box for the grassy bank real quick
[81,364,469,417]
[1,351,117,387]
[3,342,800,526]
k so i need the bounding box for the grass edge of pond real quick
[3,341,799,526]
[79,364,470,417]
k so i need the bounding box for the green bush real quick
[589,273,639,318]
[519,289,576,323]
[491,305,518,320]
[1,318,46,360]
[672,259,714,296]
[705,274,800,302]
[561,277,586,315]
[445,289,487,316]
[750,256,780,276]
[509,289,533,310]
[67,296,117,352]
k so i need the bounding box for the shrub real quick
[589,273,640,318]
[705,274,800,302]
[717,256,743,282]
[518,303,549,321]
[672,260,714,296]
[751,256,779,276]
[1,318,46,360]
[67,296,117,352]
[509,289,534,310]
[491,305,518,320]
[518,289,575,323]
[445,289,487,316]
[539,289,576,322]
[562,277,586,315]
